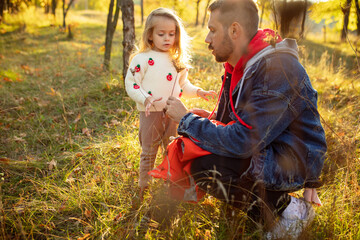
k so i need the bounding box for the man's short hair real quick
[209,0,259,39]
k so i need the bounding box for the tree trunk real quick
[51,0,57,16]
[355,0,360,36]
[140,0,144,25]
[195,0,201,26]
[202,0,211,27]
[104,0,121,71]
[62,0,75,28]
[121,0,135,80]
[271,0,279,32]
[279,0,288,38]
[341,0,352,41]
[260,1,265,28]
[0,0,4,23]
[45,0,50,14]
[299,0,307,38]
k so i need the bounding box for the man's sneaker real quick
[265,196,315,239]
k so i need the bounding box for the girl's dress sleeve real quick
[125,54,151,106]
[178,68,201,98]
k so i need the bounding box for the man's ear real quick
[229,22,242,40]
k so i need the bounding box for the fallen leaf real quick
[126,162,132,168]
[3,77,12,82]
[73,113,81,123]
[48,159,57,170]
[73,167,81,173]
[99,45,105,52]
[65,176,75,183]
[110,119,120,126]
[47,87,57,96]
[113,212,123,222]
[84,208,92,218]
[75,152,84,158]
[112,143,121,149]
[77,233,91,240]
[0,157,10,164]
[338,132,345,137]
[82,128,91,137]
[21,64,30,71]
[13,136,26,143]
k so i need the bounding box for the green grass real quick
[1,7,360,239]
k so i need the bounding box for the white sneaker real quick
[265,196,315,240]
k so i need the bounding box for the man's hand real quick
[145,96,162,117]
[189,108,216,120]
[164,96,188,123]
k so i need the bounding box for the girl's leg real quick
[161,115,177,148]
[138,112,166,188]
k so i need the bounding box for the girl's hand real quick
[145,96,162,117]
[189,108,216,120]
[197,89,217,101]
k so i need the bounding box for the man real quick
[164,0,327,237]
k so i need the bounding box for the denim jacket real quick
[177,39,327,192]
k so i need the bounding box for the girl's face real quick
[150,16,177,52]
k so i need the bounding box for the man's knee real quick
[190,156,207,182]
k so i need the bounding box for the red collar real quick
[222,29,282,129]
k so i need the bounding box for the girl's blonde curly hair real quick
[133,8,191,69]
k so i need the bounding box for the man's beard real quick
[209,34,234,63]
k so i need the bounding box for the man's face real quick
[205,10,234,63]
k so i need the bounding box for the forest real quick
[0,0,359,239]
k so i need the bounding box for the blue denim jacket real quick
[177,39,327,192]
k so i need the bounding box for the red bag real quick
[148,120,235,202]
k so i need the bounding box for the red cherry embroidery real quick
[133,83,140,89]
[148,58,154,66]
[148,91,152,96]
[179,89,183,97]
[135,64,141,72]
[167,73,172,81]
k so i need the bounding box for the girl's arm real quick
[179,69,216,100]
[178,69,200,98]
[124,55,150,106]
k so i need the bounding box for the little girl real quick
[125,8,215,194]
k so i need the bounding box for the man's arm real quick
[174,89,300,159]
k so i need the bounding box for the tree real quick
[51,0,57,16]
[62,0,75,28]
[341,0,352,41]
[202,0,211,27]
[140,0,144,25]
[121,0,135,80]
[104,0,121,71]
[275,0,309,38]
[0,0,5,23]
[257,0,272,28]
[309,0,359,41]
[355,0,360,36]
[195,0,201,26]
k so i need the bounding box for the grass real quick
[1,7,360,239]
